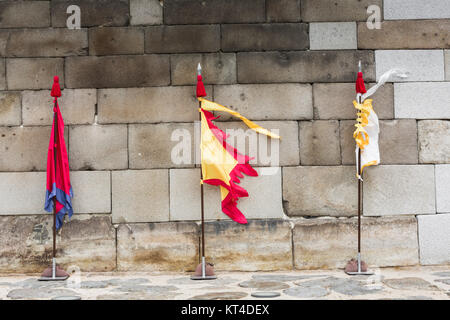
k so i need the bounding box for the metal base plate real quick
[38,276,69,281]
[190,275,217,280]
[251,292,280,298]
[345,271,374,276]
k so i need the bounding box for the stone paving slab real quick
[0,266,449,300]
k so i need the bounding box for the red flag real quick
[44,76,73,230]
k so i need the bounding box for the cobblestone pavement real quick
[0,266,449,300]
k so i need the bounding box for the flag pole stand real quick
[346,62,374,276]
[191,64,217,281]
[39,91,69,281]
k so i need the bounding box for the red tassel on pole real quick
[196,75,207,98]
[51,76,62,98]
[355,72,367,94]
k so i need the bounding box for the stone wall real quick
[0,0,449,273]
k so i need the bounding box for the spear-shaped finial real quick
[358,60,362,72]
[196,63,206,98]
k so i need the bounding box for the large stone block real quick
[0,1,50,28]
[358,20,450,49]
[70,171,111,214]
[310,22,357,50]
[0,92,21,126]
[237,51,375,83]
[301,0,383,22]
[363,165,436,216]
[313,83,394,120]
[266,0,301,22]
[146,25,220,53]
[69,125,128,170]
[129,123,195,169]
[171,53,236,85]
[112,170,169,223]
[204,220,292,271]
[130,0,163,25]
[293,216,419,269]
[65,55,170,88]
[204,167,285,221]
[22,89,96,125]
[375,50,445,82]
[384,0,450,20]
[221,24,308,52]
[51,0,129,27]
[418,214,450,265]
[207,120,299,167]
[169,168,201,221]
[0,126,67,172]
[395,82,450,119]
[283,166,357,216]
[0,172,46,214]
[0,29,88,57]
[340,120,418,165]
[446,51,450,80]
[0,214,116,273]
[164,0,265,24]
[214,84,312,121]
[299,120,341,165]
[0,59,4,90]
[98,86,211,124]
[117,222,198,271]
[436,165,450,213]
[89,27,144,56]
[418,120,450,164]
[6,58,64,90]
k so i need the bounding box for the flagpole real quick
[52,99,57,279]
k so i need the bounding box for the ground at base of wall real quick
[0,265,449,300]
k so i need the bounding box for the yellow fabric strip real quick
[353,99,373,150]
[199,97,281,140]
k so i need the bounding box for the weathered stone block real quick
[129,123,195,169]
[310,22,357,50]
[299,120,341,165]
[169,168,201,221]
[69,125,128,170]
[0,126,67,172]
[164,0,265,24]
[214,84,312,121]
[98,86,210,124]
[0,29,88,57]
[117,222,198,271]
[51,0,129,27]
[301,0,383,22]
[436,165,450,213]
[418,120,450,164]
[0,59,4,90]
[446,51,450,80]
[363,165,436,216]
[395,82,450,119]
[0,214,116,273]
[266,0,301,22]
[313,83,394,120]
[146,25,220,53]
[375,50,445,82]
[283,166,357,216]
[70,171,111,214]
[204,220,292,271]
[171,53,236,85]
[22,89,96,125]
[0,1,50,28]
[6,58,64,90]
[89,27,144,56]
[0,92,21,126]
[112,170,169,223]
[340,120,418,165]
[221,24,308,52]
[418,214,450,265]
[0,172,46,214]
[237,51,375,83]
[358,20,450,49]
[384,0,450,20]
[293,216,419,269]
[130,0,163,25]
[65,55,170,88]
[204,167,285,221]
